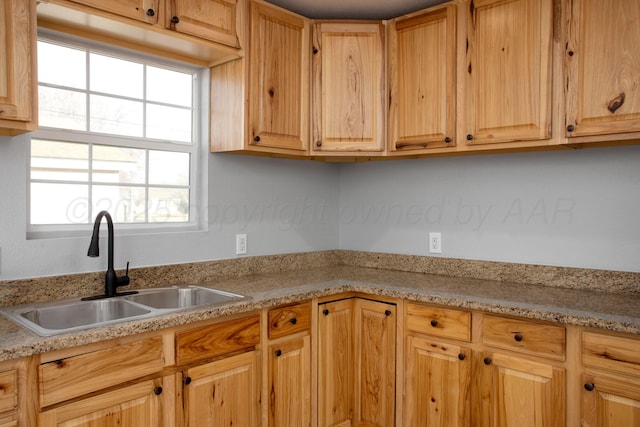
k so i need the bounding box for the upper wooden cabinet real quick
[565,0,640,140]
[249,1,310,153]
[0,0,37,136]
[64,0,161,24]
[311,22,386,155]
[165,0,241,48]
[463,0,554,145]
[388,4,457,153]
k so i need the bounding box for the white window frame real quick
[28,29,209,239]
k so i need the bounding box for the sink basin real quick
[3,299,152,336]
[0,285,250,336]
[124,285,245,309]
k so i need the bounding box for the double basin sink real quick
[0,285,249,336]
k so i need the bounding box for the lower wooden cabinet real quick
[318,297,396,427]
[39,377,171,426]
[404,335,470,427]
[473,351,566,427]
[181,350,260,426]
[581,371,640,427]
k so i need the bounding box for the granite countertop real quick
[1,265,639,362]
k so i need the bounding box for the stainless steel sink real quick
[0,285,249,336]
[124,285,245,309]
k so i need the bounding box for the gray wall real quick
[1,132,639,280]
[0,134,340,280]
[339,145,640,272]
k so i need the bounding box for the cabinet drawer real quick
[176,314,260,366]
[0,370,17,414]
[406,303,471,342]
[40,336,166,407]
[583,331,640,377]
[268,301,311,339]
[482,315,565,360]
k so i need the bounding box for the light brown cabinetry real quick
[248,0,310,153]
[581,331,640,426]
[318,297,396,427]
[64,0,160,24]
[181,351,260,426]
[311,22,386,155]
[388,4,457,153]
[463,0,554,146]
[165,0,241,48]
[565,0,640,141]
[0,358,32,427]
[0,0,37,136]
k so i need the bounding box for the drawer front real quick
[268,301,311,339]
[583,331,640,377]
[176,314,260,366]
[482,315,565,360]
[406,303,471,342]
[0,370,17,414]
[40,336,166,407]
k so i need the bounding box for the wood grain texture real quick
[268,335,311,426]
[39,336,166,407]
[465,0,553,144]
[582,370,640,427]
[268,301,311,339]
[39,378,166,427]
[406,302,471,342]
[67,0,160,24]
[404,335,470,427]
[249,0,309,152]
[388,4,457,152]
[0,369,16,414]
[167,0,239,48]
[176,314,260,366]
[210,58,246,152]
[184,350,259,427]
[312,22,385,154]
[583,331,640,377]
[473,351,566,427]
[565,0,640,137]
[482,314,565,360]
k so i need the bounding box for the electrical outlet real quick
[429,232,442,254]
[236,234,247,255]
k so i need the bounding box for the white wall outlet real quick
[429,232,442,254]
[236,234,247,255]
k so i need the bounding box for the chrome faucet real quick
[84,210,134,299]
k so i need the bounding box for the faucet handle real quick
[116,261,131,288]
[125,261,129,277]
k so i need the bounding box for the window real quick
[30,31,205,234]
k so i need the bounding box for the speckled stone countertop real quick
[1,263,639,362]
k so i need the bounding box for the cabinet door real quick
[66,0,160,24]
[268,335,311,427]
[354,299,396,427]
[0,0,37,136]
[389,5,457,152]
[311,23,385,154]
[183,351,259,427]
[404,335,470,427]
[566,0,640,138]
[318,299,354,427]
[167,0,240,48]
[249,1,309,152]
[464,0,553,145]
[39,378,168,426]
[582,371,640,427]
[474,351,566,427]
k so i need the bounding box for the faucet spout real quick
[86,211,131,298]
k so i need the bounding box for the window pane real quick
[93,146,146,184]
[147,66,193,107]
[90,95,143,137]
[31,140,89,182]
[149,151,190,186]
[31,183,89,224]
[93,185,146,223]
[148,188,189,223]
[39,86,87,130]
[90,53,143,98]
[38,41,86,89]
[146,104,192,143]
